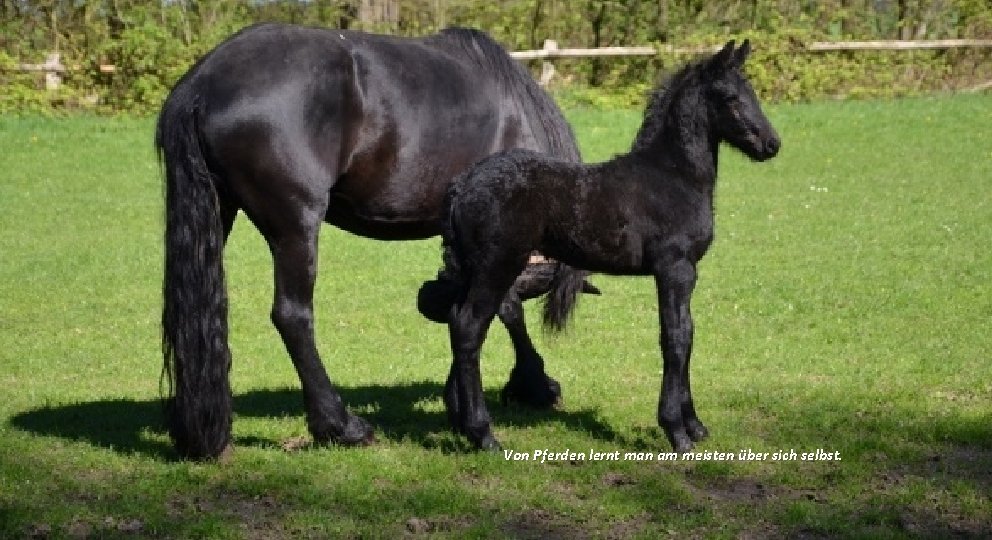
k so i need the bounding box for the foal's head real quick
[703,40,780,161]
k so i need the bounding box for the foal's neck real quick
[630,86,718,188]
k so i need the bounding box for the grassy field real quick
[1,94,990,538]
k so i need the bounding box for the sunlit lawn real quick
[1,94,990,538]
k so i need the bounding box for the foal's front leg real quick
[654,258,702,453]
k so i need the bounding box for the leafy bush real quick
[1,0,990,115]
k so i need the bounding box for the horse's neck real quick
[633,93,718,186]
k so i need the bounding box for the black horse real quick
[157,23,592,460]
[422,40,780,452]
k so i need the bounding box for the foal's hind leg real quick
[499,289,561,408]
[266,228,375,446]
[446,284,505,450]
[446,258,527,450]
[681,352,709,442]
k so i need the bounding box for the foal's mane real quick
[429,28,581,162]
[630,59,708,153]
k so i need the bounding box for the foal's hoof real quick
[501,374,562,409]
[334,415,377,447]
[687,422,710,443]
[666,431,695,454]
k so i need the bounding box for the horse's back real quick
[182,23,504,146]
[162,23,576,240]
[447,150,579,246]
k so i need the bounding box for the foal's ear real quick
[710,40,734,69]
[734,39,752,65]
[707,40,736,75]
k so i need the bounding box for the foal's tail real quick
[156,87,232,460]
[540,266,594,332]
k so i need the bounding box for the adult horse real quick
[157,23,588,460]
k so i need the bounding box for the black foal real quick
[430,40,780,452]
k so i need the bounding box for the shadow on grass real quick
[6,387,992,537]
[8,381,625,460]
[670,406,992,538]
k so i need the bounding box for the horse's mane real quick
[631,59,707,153]
[430,28,581,162]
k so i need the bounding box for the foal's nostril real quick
[765,137,781,155]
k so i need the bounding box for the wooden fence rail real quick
[510,38,992,86]
[806,38,992,51]
[508,38,992,60]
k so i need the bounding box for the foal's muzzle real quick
[748,128,780,161]
[763,135,781,158]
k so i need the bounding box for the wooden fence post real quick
[539,39,558,86]
[43,52,62,90]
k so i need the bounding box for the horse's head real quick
[704,40,780,162]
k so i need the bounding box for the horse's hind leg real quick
[219,196,238,243]
[498,290,561,408]
[266,225,375,446]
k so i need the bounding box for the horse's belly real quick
[324,173,445,240]
[327,130,492,240]
[544,224,646,275]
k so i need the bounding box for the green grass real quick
[1,94,990,538]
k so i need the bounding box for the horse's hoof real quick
[333,415,377,447]
[546,376,562,405]
[478,434,502,452]
[218,443,235,464]
[501,375,562,409]
[687,422,709,442]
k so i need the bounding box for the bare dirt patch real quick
[402,515,473,536]
[685,475,775,502]
[604,512,650,539]
[165,489,292,539]
[500,508,591,540]
[601,472,636,487]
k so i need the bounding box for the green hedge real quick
[2,1,990,115]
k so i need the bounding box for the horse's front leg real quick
[498,289,561,408]
[654,258,701,453]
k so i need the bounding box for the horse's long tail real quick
[156,89,232,460]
